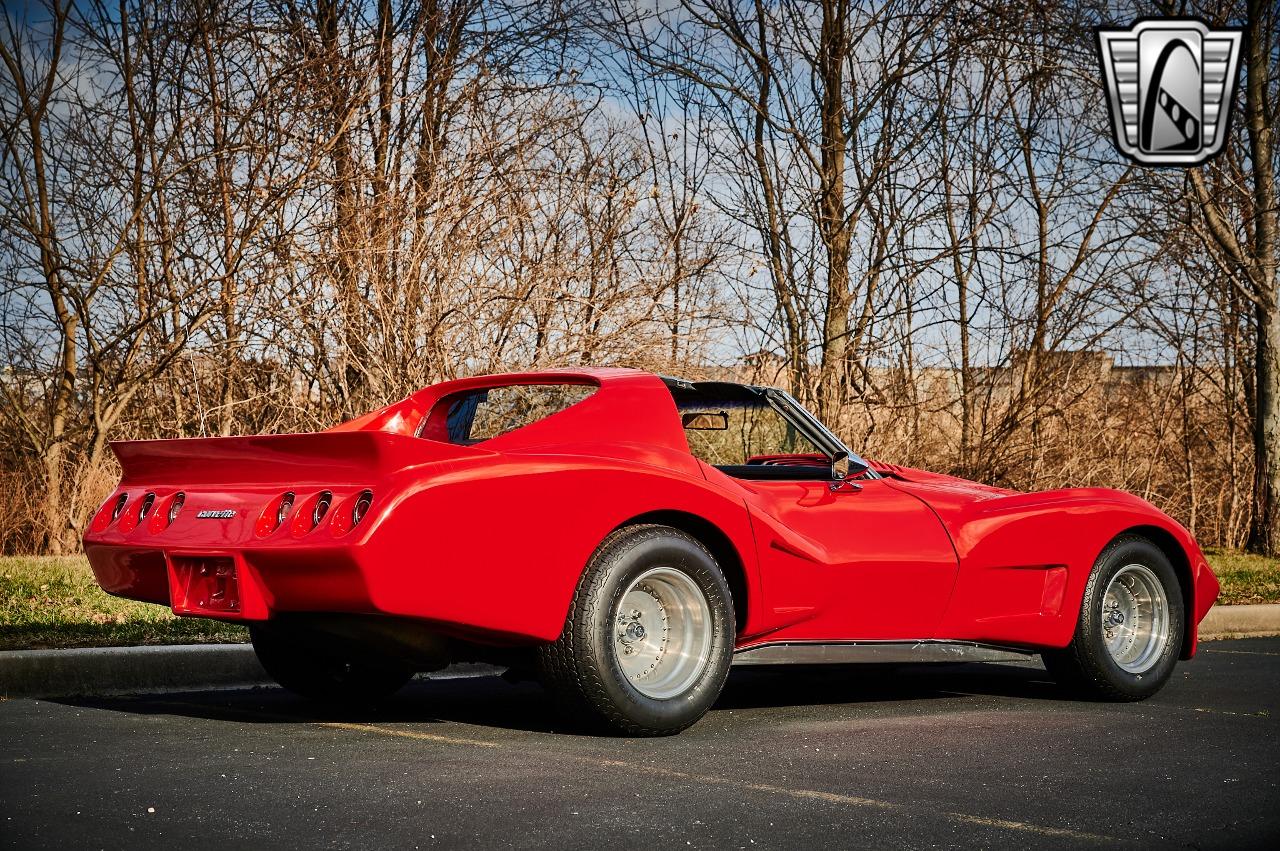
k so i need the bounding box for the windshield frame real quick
[662,377,875,479]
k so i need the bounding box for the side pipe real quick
[732,640,1036,666]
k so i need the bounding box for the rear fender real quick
[359,453,760,643]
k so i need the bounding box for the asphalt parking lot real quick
[2,639,1278,850]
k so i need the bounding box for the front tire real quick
[1041,536,1184,701]
[250,625,414,705]
[538,524,735,736]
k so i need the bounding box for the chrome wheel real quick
[613,567,712,699]
[1101,564,1171,674]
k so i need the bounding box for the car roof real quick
[336,368,796,460]
[659,375,774,401]
[332,368,692,456]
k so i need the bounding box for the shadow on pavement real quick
[716,660,1061,709]
[49,659,1066,736]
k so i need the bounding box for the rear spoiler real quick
[111,431,489,486]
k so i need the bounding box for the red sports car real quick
[84,368,1219,734]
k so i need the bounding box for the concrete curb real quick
[0,643,502,700]
[0,643,266,699]
[1199,603,1280,640]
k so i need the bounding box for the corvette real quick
[85,367,1219,734]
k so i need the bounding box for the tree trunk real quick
[815,0,852,423]
[1250,304,1280,552]
[1244,0,1280,553]
[746,3,806,398]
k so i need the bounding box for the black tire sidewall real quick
[1078,538,1185,698]
[579,529,735,732]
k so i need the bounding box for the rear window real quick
[421,383,595,445]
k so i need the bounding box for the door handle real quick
[828,480,863,493]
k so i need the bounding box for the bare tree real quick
[1181,0,1279,552]
[0,0,1276,557]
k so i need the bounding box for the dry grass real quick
[1205,549,1280,606]
[0,549,1275,651]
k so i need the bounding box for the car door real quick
[742,476,960,641]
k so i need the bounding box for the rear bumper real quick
[86,543,375,615]
[84,542,540,646]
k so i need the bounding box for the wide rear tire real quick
[250,625,414,705]
[1041,536,1184,701]
[538,525,735,736]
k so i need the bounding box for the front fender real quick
[902,484,1215,655]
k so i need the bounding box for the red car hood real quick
[865,460,1015,500]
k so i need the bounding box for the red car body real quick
[84,367,1219,661]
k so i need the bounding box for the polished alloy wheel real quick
[613,566,712,699]
[1101,563,1171,674]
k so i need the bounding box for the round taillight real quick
[276,492,295,527]
[311,491,332,528]
[138,492,155,520]
[352,490,373,527]
[110,493,129,522]
[167,492,185,525]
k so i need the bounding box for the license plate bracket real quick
[167,553,267,619]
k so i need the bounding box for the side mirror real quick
[831,451,850,481]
